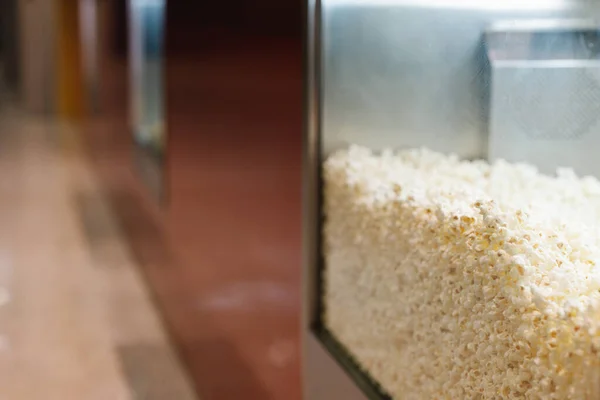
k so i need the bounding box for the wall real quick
[0,0,21,92]
[109,0,302,57]
[238,0,302,37]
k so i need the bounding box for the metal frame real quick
[302,0,388,398]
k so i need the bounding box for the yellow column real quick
[56,0,85,121]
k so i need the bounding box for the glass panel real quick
[315,2,600,399]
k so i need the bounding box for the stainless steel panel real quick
[320,1,600,157]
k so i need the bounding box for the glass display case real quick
[303,1,600,399]
[128,0,166,202]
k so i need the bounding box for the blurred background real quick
[0,0,302,399]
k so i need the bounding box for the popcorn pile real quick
[323,145,600,400]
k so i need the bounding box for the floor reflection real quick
[87,36,302,399]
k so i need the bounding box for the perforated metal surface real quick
[503,66,600,140]
[488,62,600,175]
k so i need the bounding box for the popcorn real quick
[323,146,600,400]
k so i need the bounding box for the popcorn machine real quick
[303,1,600,399]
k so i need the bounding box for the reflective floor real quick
[0,36,302,400]
[0,108,198,400]
[86,37,303,399]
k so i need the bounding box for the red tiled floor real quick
[86,36,302,400]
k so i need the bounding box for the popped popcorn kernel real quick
[323,146,600,400]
